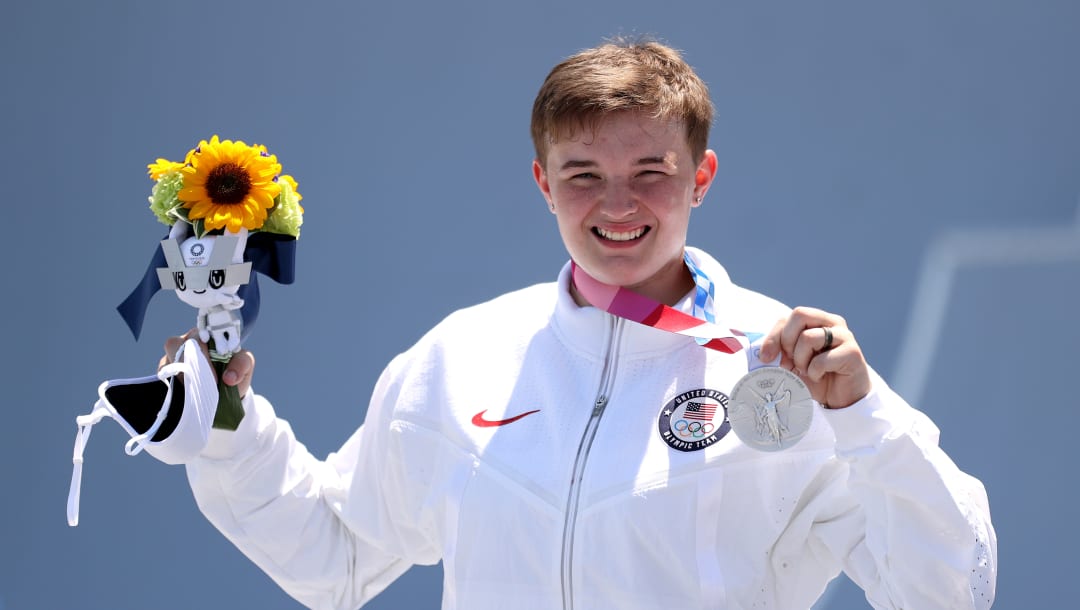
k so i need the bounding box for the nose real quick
[599,180,637,218]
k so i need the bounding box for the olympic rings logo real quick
[673,419,715,438]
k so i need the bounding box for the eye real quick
[209,269,226,289]
[172,271,186,291]
[570,172,599,181]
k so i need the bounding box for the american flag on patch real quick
[683,401,717,421]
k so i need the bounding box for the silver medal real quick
[729,367,815,451]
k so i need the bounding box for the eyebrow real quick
[635,156,670,166]
[559,160,597,171]
[559,156,671,171]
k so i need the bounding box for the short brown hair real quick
[530,39,714,166]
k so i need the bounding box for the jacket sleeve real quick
[776,378,997,609]
[185,353,439,610]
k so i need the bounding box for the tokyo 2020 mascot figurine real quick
[67,136,303,526]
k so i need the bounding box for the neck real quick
[571,258,694,309]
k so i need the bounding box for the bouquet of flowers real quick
[119,135,303,430]
[67,136,305,527]
[147,135,303,239]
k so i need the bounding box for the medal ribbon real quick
[570,252,763,355]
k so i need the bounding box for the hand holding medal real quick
[756,306,872,410]
[727,308,872,451]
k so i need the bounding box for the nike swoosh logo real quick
[471,409,541,428]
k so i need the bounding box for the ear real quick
[692,150,719,208]
[532,159,556,214]
[229,228,249,263]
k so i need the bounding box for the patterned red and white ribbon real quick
[570,258,754,354]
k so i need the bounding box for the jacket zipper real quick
[560,315,624,610]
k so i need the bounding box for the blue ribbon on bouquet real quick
[116,232,297,341]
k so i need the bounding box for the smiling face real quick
[156,232,251,309]
[534,112,717,306]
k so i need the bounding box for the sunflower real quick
[148,158,185,180]
[178,135,282,233]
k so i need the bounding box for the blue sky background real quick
[2,1,1078,608]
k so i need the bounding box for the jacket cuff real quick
[821,383,917,457]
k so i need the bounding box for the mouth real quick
[193,289,206,294]
[593,226,650,242]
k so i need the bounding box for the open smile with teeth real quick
[594,226,650,242]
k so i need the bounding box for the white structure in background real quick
[814,200,1079,610]
[893,201,1080,405]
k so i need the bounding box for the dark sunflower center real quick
[205,163,252,204]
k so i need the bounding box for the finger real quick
[160,329,209,372]
[777,307,812,360]
[791,326,844,375]
[777,307,828,364]
[805,339,858,383]
[761,307,844,366]
[806,341,872,408]
[162,336,185,366]
[222,350,252,386]
[222,350,255,397]
[161,329,198,367]
[757,316,788,364]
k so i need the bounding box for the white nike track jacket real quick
[185,248,996,609]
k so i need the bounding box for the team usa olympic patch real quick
[657,388,731,452]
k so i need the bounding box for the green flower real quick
[260,174,304,237]
[148,170,186,226]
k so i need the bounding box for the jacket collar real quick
[550,247,735,359]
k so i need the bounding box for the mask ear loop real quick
[67,352,192,527]
[68,392,111,527]
[122,360,187,456]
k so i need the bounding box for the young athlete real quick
[160,39,996,609]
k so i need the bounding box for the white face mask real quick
[67,339,219,526]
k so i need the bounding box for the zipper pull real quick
[593,396,607,415]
